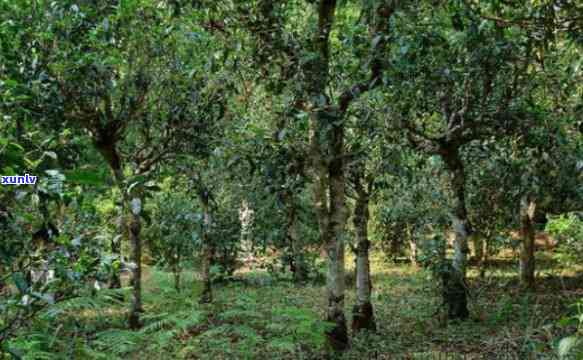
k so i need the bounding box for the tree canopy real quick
[1,0,582,358]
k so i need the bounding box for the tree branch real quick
[338,2,395,114]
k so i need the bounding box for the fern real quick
[42,288,126,320]
[92,329,145,356]
[141,313,175,333]
[142,309,204,334]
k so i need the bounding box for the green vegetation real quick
[1,0,581,358]
[4,256,583,359]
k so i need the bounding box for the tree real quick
[384,1,542,319]
[18,0,221,328]
[348,158,376,332]
[231,0,398,348]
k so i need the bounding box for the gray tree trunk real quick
[520,195,536,290]
[301,0,394,349]
[352,183,375,332]
[408,225,418,267]
[442,147,470,320]
[309,111,349,351]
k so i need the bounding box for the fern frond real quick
[91,329,145,356]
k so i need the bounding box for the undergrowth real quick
[3,254,582,359]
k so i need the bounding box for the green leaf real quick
[144,181,161,192]
[64,169,106,186]
[1,79,19,88]
[558,336,581,358]
[45,169,61,177]
[43,151,58,160]
[127,181,142,195]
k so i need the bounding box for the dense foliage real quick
[1,0,582,358]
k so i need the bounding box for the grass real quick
[11,251,583,359]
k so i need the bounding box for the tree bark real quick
[127,197,143,330]
[479,235,488,278]
[309,111,349,351]
[441,146,470,320]
[520,195,536,290]
[239,200,254,255]
[304,0,394,350]
[472,234,484,264]
[284,191,307,283]
[173,261,181,292]
[304,0,349,349]
[407,224,418,267]
[327,114,349,348]
[199,191,213,304]
[443,149,472,277]
[470,232,486,277]
[441,262,469,320]
[326,162,348,351]
[351,180,375,332]
[389,234,402,260]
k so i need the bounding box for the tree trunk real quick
[284,192,307,283]
[441,147,470,320]
[239,200,253,253]
[472,234,484,264]
[471,233,486,278]
[326,119,349,350]
[173,261,181,292]
[325,183,348,351]
[479,235,489,278]
[520,195,536,290]
[309,112,349,351]
[389,234,402,260]
[199,245,213,303]
[441,262,469,320]
[304,0,354,350]
[407,224,418,267]
[351,183,375,332]
[199,192,213,304]
[127,197,143,330]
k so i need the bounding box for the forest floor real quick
[48,252,583,359]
